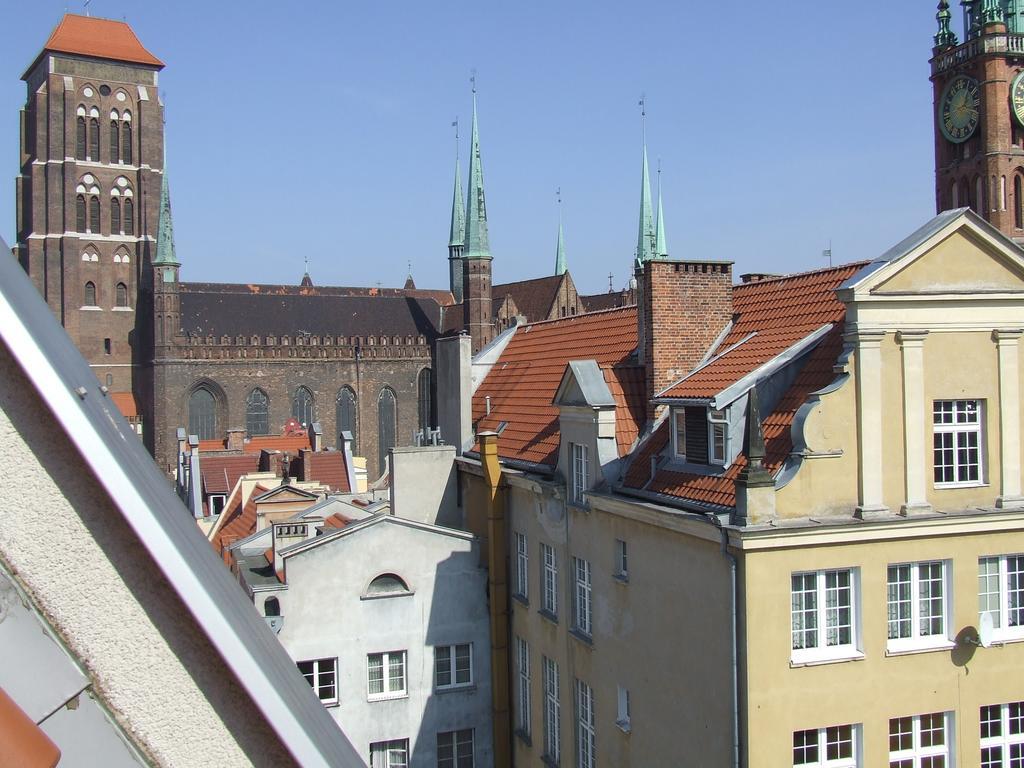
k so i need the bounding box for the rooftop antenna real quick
[608,272,614,293]
[452,116,459,152]
[304,254,309,274]
[822,240,833,268]
[639,92,647,143]
[407,259,412,275]
[470,69,477,95]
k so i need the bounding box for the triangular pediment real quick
[552,360,615,408]
[253,484,319,504]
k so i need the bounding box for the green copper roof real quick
[1004,0,1024,32]
[655,180,668,259]
[464,95,491,260]
[934,1,958,46]
[154,168,178,266]
[449,152,465,248]
[636,145,656,262]
[554,219,567,275]
[982,0,1005,23]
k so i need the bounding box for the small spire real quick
[554,188,567,275]
[464,82,491,260]
[300,255,313,287]
[981,0,1004,24]
[737,388,774,488]
[153,163,178,266]
[448,118,465,248]
[636,144,656,262]
[934,0,959,46]
[655,160,668,259]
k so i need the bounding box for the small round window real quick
[367,573,409,595]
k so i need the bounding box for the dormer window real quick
[673,409,687,460]
[709,408,728,466]
[672,406,731,467]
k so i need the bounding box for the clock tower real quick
[931,0,1024,242]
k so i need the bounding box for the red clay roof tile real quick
[39,14,163,69]
[301,452,351,493]
[200,455,261,496]
[110,392,138,418]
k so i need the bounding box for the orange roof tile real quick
[200,455,260,496]
[300,452,351,493]
[109,391,138,418]
[659,263,866,400]
[37,14,163,69]
[473,307,642,468]
[197,434,312,453]
[212,485,270,562]
[322,512,352,530]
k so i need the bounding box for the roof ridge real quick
[735,260,870,290]
[494,273,565,290]
[519,304,637,331]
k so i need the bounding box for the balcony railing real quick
[932,33,1024,74]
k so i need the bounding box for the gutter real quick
[709,514,741,768]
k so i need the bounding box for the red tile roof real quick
[110,392,138,418]
[300,452,351,493]
[200,455,260,496]
[197,434,312,453]
[38,14,163,69]
[322,512,352,530]
[659,263,865,400]
[493,274,566,323]
[473,307,642,468]
[212,487,269,563]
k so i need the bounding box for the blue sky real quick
[2,2,947,295]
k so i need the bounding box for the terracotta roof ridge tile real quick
[518,304,636,330]
[734,260,871,291]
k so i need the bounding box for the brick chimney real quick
[226,428,245,452]
[636,259,733,418]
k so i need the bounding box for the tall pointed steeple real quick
[654,165,668,259]
[636,99,656,263]
[153,164,178,266]
[464,92,491,260]
[554,188,567,275]
[448,120,466,303]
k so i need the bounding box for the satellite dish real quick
[979,612,995,649]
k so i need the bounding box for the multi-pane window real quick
[367,651,407,699]
[541,543,558,617]
[709,409,727,465]
[84,281,97,307]
[109,120,119,164]
[417,367,434,432]
[887,561,948,649]
[575,679,595,768]
[336,386,357,452]
[292,385,315,428]
[76,195,86,231]
[572,557,592,637]
[792,724,858,767]
[246,388,270,436]
[122,120,132,164]
[188,386,217,441]
[514,531,528,599]
[89,195,100,232]
[123,197,134,235]
[571,443,589,506]
[791,569,857,661]
[933,399,983,485]
[616,686,631,731]
[110,197,121,233]
[115,282,128,308]
[615,539,628,580]
[297,657,337,705]
[673,408,686,459]
[435,644,472,689]
[543,656,561,765]
[378,387,397,475]
[979,554,1024,641]
[89,117,99,160]
[437,729,473,768]
[515,636,531,736]
[888,712,951,768]
[369,739,408,768]
[76,116,86,160]
[981,701,1024,768]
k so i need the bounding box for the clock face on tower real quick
[939,75,980,143]
[1011,71,1024,128]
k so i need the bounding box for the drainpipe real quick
[709,513,740,768]
[479,431,511,768]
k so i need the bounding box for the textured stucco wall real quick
[0,340,297,767]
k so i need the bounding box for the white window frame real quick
[369,738,409,768]
[515,636,531,737]
[614,539,628,581]
[616,685,631,733]
[888,712,952,767]
[708,408,728,466]
[572,557,592,638]
[575,679,595,768]
[979,553,1024,642]
[791,568,860,664]
[571,442,589,506]
[297,657,338,706]
[437,728,474,768]
[933,399,984,487]
[543,656,561,765]
[886,560,952,652]
[541,542,558,617]
[514,531,529,600]
[435,643,473,690]
[367,650,407,700]
[791,724,860,767]
[980,701,1024,767]
[672,408,686,460]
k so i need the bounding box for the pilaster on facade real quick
[994,328,1024,507]
[896,331,932,516]
[849,329,890,519]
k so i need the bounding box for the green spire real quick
[154,166,178,266]
[554,219,567,275]
[655,168,668,259]
[464,93,491,260]
[636,144,656,262]
[449,147,465,248]
[981,0,1004,24]
[935,1,958,46]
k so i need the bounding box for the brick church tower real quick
[15,14,164,418]
[931,0,1024,242]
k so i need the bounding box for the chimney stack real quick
[226,428,245,452]
[636,259,733,420]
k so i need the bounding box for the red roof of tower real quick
[33,14,163,71]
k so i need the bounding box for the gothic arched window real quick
[122,120,132,165]
[109,121,119,164]
[88,117,99,160]
[110,197,121,233]
[89,196,100,233]
[417,368,433,433]
[115,282,128,308]
[292,386,314,428]
[377,387,397,475]
[246,388,270,436]
[84,281,96,306]
[336,386,357,452]
[188,387,218,441]
[76,195,86,232]
[123,198,134,235]
[76,116,86,160]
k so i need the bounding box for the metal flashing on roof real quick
[654,332,757,400]
[553,360,616,408]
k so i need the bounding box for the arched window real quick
[115,282,128,308]
[110,197,121,233]
[366,573,410,596]
[1016,175,1023,229]
[246,388,270,436]
[122,121,132,165]
[336,387,357,451]
[88,117,99,160]
[76,116,86,160]
[76,195,86,232]
[89,196,100,233]
[123,198,134,235]
[377,387,397,474]
[264,597,280,617]
[292,386,314,428]
[417,368,433,432]
[109,121,119,164]
[84,281,96,306]
[188,387,218,440]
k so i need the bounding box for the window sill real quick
[514,729,532,747]
[80,305,102,311]
[541,755,560,768]
[612,573,629,585]
[512,592,529,608]
[367,692,409,702]
[570,628,593,648]
[885,640,956,657]
[538,608,559,626]
[615,719,632,734]
[322,700,339,709]
[989,632,1024,646]
[359,590,414,601]
[933,481,988,489]
[789,650,864,668]
[111,306,134,312]
[435,683,476,695]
